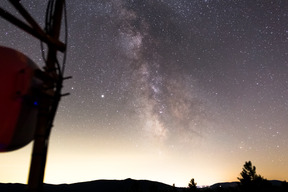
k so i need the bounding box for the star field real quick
[0,0,288,187]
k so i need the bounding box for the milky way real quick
[113,1,209,142]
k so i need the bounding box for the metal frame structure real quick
[0,1,68,192]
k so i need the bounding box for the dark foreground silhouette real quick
[0,178,287,192]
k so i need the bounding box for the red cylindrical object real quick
[0,46,41,152]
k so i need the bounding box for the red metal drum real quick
[0,46,41,152]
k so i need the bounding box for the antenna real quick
[0,1,69,192]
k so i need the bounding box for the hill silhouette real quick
[0,178,182,192]
[1,178,288,192]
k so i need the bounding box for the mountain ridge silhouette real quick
[0,178,180,192]
[0,178,286,192]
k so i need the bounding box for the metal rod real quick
[8,0,45,36]
[0,7,65,52]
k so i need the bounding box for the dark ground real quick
[0,178,287,192]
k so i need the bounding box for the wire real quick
[40,0,68,78]
[61,0,68,76]
[40,0,53,63]
[45,0,55,34]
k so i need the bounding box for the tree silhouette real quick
[238,161,267,184]
[188,178,197,191]
[238,161,268,191]
[238,161,257,185]
[170,183,178,192]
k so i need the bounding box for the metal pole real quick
[0,6,65,52]
[27,1,65,192]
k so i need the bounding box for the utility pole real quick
[27,1,65,192]
[0,0,66,192]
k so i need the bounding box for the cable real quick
[61,0,68,76]
[40,0,53,63]
[40,0,68,77]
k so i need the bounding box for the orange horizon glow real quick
[1,129,287,187]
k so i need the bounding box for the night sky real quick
[1,0,288,187]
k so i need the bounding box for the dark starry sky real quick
[1,0,288,186]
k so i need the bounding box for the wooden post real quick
[27,1,65,192]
